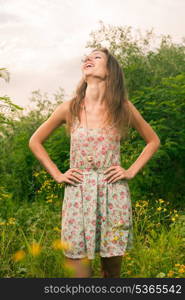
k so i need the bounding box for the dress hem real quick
[63,251,130,260]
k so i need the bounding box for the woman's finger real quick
[104,170,121,180]
[66,179,78,186]
[72,168,83,175]
[107,174,122,183]
[68,174,83,183]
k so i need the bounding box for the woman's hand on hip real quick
[103,165,135,183]
[54,168,84,186]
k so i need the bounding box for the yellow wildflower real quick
[178,268,185,274]
[12,250,26,262]
[7,217,16,225]
[163,208,167,212]
[0,221,5,226]
[167,270,174,277]
[158,199,164,203]
[46,199,53,203]
[175,264,180,267]
[52,239,72,251]
[157,207,162,211]
[29,242,41,256]
[53,227,61,232]
[126,256,131,261]
[33,172,40,177]
[171,217,176,222]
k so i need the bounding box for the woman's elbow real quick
[28,136,40,150]
[153,137,161,151]
[147,136,161,151]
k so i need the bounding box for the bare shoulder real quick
[53,99,72,124]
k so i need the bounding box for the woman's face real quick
[81,50,108,80]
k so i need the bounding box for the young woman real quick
[29,47,160,278]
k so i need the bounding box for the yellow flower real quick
[178,268,185,274]
[173,210,177,213]
[29,242,41,256]
[33,172,40,177]
[0,221,5,226]
[127,270,132,275]
[167,270,174,277]
[157,207,162,211]
[175,264,180,267]
[171,217,176,222]
[158,199,164,203]
[163,208,167,212]
[7,217,16,225]
[126,256,131,261]
[135,203,140,207]
[46,199,53,203]
[53,227,61,232]
[12,250,26,262]
[52,239,72,251]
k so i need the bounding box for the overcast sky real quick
[0,0,185,109]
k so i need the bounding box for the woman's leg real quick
[64,256,93,278]
[100,256,123,278]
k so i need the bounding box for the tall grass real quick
[0,183,185,278]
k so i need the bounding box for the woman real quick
[29,47,160,278]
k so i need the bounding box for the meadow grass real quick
[0,191,185,278]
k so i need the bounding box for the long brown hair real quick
[65,47,132,141]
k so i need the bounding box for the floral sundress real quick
[61,118,133,260]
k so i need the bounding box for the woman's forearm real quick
[128,140,160,177]
[29,141,62,180]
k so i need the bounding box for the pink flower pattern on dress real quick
[61,118,133,259]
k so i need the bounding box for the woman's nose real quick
[86,56,93,63]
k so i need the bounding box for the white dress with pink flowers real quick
[61,118,133,260]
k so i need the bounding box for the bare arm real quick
[127,100,161,177]
[28,100,70,181]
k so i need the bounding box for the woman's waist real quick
[70,165,121,174]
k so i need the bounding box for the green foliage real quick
[0,89,68,202]
[86,21,185,97]
[1,23,185,277]
[121,73,185,205]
